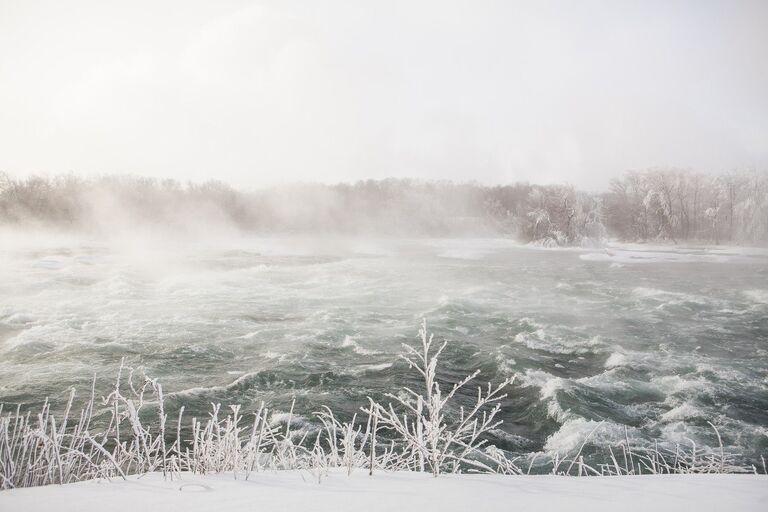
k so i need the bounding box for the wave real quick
[341,335,380,355]
[514,329,604,355]
[631,287,707,304]
[518,369,572,422]
[660,402,707,423]
[352,362,394,374]
[544,418,642,453]
[604,352,627,369]
[168,371,263,399]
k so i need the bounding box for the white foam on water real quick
[517,317,543,330]
[3,312,36,326]
[353,362,394,374]
[341,335,380,355]
[660,403,706,423]
[656,421,701,446]
[632,287,686,300]
[743,289,768,304]
[519,369,559,393]
[515,329,604,355]
[573,368,633,391]
[494,353,516,375]
[169,371,262,398]
[604,352,627,368]
[518,369,572,422]
[262,351,286,361]
[546,400,572,423]
[652,375,709,397]
[544,418,640,453]
[487,428,533,449]
[267,411,317,441]
[631,287,715,313]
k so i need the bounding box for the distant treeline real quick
[1,170,766,245]
[604,169,768,245]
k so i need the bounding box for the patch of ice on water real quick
[579,242,763,265]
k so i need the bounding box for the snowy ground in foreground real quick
[1,471,765,512]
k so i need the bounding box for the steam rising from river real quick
[0,231,766,465]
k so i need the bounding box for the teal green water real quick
[1,236,766,466]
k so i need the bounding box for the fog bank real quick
[1,170,767,245]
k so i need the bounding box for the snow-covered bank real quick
[1,470,765,512]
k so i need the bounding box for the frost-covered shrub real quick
[0,323,763,490]
[363,320,513,476]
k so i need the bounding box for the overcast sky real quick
[1,0,767,190]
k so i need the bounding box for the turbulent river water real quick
[1,233,767,467]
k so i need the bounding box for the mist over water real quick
[1,231,767,467]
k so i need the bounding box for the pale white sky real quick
[1,0,767,190]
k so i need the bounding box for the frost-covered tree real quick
[604,168,768,244]
[0,170,764,244]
